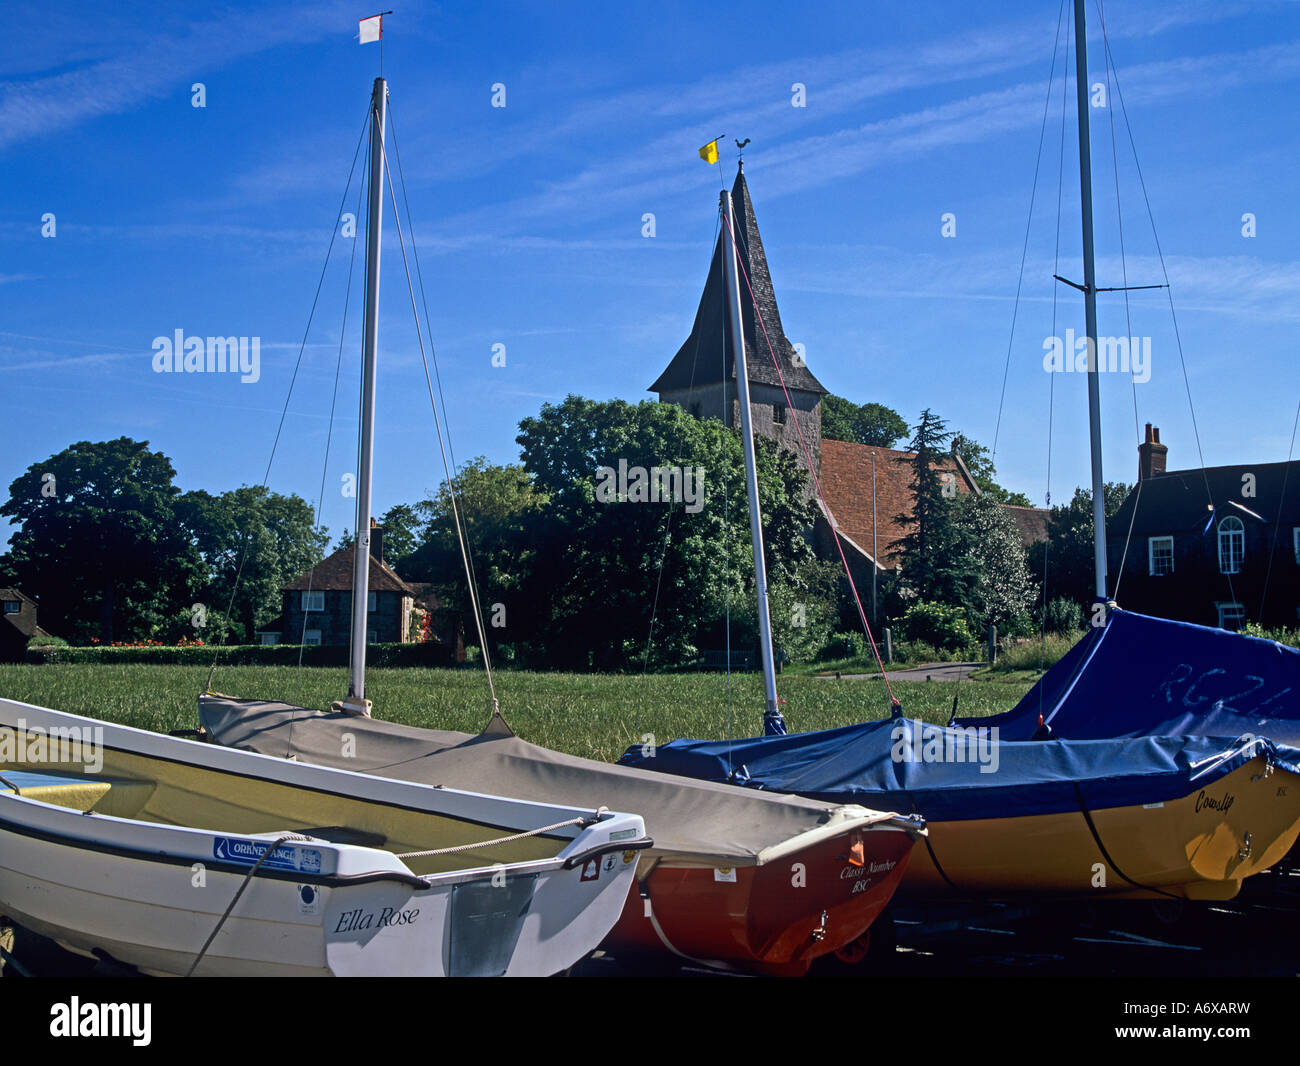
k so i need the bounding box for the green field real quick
[0,663,1033,762]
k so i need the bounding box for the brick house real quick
[0,588,51,663]
[258,526,460,652]
[1107,424,1300,630]
[651,163,1049,601]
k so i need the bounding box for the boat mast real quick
[719,184,784,736]
[1072,0,1109,612]
[345,76,387,713]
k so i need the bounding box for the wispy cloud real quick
[0,2,352,151]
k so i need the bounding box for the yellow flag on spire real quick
[698,139,719,165]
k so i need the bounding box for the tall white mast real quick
[343,76,387,714]
[1072,0,1109,610]
[720,184,784,735]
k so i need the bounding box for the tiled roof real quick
[404,581,447,612]
[818,440,968,567]
[0,588,40,639]
[818,439,1043,563]
[1001,504,1050,546]
[1110,460,1300,538]
[283,545,414,594]
[650,166,826,397]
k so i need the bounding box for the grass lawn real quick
[0,663,1032,762]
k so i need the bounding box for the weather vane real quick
[735,138,751,162]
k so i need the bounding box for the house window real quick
[1294,527,1299,564]
[368,591,377,613]
[303,630,322,646]
[301,590,324,612]
[260,633,280,646]
[2,600,20,614]
[1147,536,1174,576]
[367,630,379,644]
[1216,603,1245,631]
[1217,516,1245,574]
[773,403,787,425]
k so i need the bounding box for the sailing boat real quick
[620,0,1300,901]
[198,93,925,976]
[0,77,654,978]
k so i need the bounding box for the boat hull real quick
[897,755,1299,899]
[620,722,1300,904]
[604,826,916,975]
[0,698,649,976]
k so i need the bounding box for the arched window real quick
[1218,516,1245,574]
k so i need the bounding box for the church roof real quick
[649,165,827,397]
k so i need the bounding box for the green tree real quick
[178,486,328,644]
[821,395,909,448]
[952,432,1032,507]
[377,503,420,571]
[1027,482,1132,613]
[955,492,1035,634]
[404,458,547,658]
[1,438,204,642]
[890,410,978,609]
[515,395,820,670]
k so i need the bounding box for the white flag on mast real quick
[359,14,383,44]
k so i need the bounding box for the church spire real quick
[649,165,826,397]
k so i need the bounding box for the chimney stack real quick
[1138,423,1168,482]
[369,516,384,565]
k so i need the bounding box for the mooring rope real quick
[186,833,312,977]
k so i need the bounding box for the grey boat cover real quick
[198,694,888,866]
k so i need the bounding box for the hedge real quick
[24,642,459,668]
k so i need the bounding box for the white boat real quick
[0,695,648,976]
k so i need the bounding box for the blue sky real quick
[4,0,1299,550]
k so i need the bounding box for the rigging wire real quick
[295,134,369,705]
[1096,0,1145,603]
[992,0,1069,465]
[640,212,722,680]
[1039,16,1071,710]
[1259,394,1300,619]
[386,107,492,641]
[719,206,898,711]
[378,117,498,708]
[1092,1,1239,612]
[204,107,371,695]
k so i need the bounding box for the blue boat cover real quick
[619,719,1298,822]
[953,611,1300,747]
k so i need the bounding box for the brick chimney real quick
[1138,423,1168,481]
[369,517,384,565]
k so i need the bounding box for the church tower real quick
[649,163,827,475]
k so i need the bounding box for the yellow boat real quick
[620,720,1300,902]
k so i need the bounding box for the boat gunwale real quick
[0,786,651,890]
[0,696,623,838]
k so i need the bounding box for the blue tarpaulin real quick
[619,718,1298,822]
[954,610,1300,746]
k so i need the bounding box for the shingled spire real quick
[651,163,826,474]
